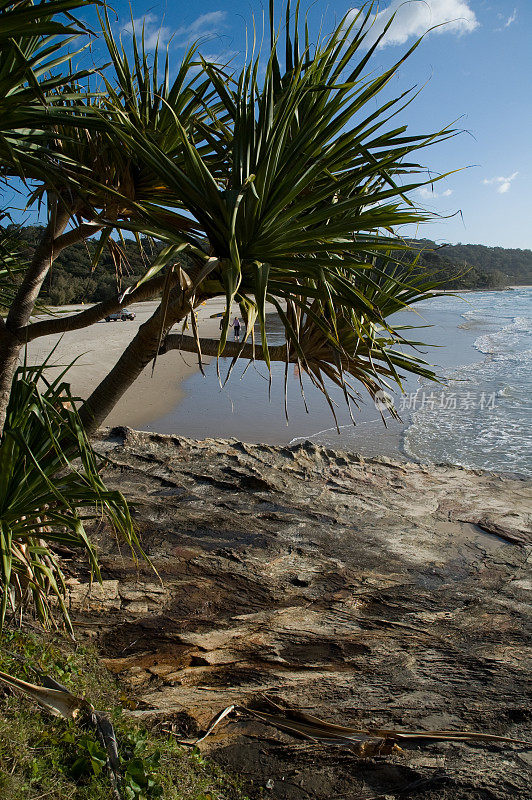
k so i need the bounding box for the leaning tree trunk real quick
[0,326,22,436]
[79,290,194,435]
[0,204,71,436]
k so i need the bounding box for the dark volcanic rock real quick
[74,428,531,799]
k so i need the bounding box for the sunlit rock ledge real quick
[71,427,531,800]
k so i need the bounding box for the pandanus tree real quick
[0,3,223,436]
[76,1,456,432]
[2,0,457,438]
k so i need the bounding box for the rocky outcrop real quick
[73,427,531,799]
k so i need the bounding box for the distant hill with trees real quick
[411,240,532,289]
[5,224,169,306]
[5,225,531,305]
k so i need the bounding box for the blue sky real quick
[21,1,532,249]
[103,0,531,249]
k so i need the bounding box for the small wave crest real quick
[404,288,531,475]
[288,417,382,446]
[473,315,532,356]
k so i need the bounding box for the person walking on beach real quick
[232,316,241,339]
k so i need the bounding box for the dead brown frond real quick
[165,698,532,758]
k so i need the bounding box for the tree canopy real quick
[0,0,470,436]
[4,225,527,308]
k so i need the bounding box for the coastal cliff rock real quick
[75,428,531,799]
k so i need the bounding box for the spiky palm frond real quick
[24,8,228,277]
[0,0,91,42]
[276,259,444,421]
[0,359,140,632]
[0,0,96,178]
[104,2,456,410]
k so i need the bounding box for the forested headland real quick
[4,225,531,307]
[408,239,532,290]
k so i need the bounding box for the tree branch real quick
[161,333,290,363]
[54,223,102,251]
[19,256,218,343]
[19,272,173,343]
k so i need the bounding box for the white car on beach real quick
[105,308,136,322]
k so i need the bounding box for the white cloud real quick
[175,11,227,46]
[123,11,227,50]
[124,14,172,49]
[418,185,453,199]
[504,9,517,28]
[199,50,238,65]
[495,8,517,31]
[179,12,226,37]
[483,172,518,194]
[346,0,479,48]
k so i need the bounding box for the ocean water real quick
[403,286,531,476]
[146,287,531,476]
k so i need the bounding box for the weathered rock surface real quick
[74,427,531,799]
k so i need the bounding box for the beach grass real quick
[0,628,253,800]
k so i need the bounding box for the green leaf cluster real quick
[1,1,468,416]
[0,629,253,800]
[75,1,460,409]
[0,0,96,178]
[0,357,141,631]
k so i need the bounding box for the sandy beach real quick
[25,288,532,476]
[26,298,250,428]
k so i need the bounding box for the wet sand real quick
[26,298,247,427]
[145,301,485,460]
[27,294,491,464]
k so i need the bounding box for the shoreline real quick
[25,287,531,477]
[144,285,531,476]
[26,298,236,428]
[139,301,485,464]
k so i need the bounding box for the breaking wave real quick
[403,288,532,475]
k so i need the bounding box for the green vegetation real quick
[4,226,529,308]
[438,241,532,283]
[1,225,168,307]
[0,360,141,632]
[0,628,252,800]
[407,239,532,289]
